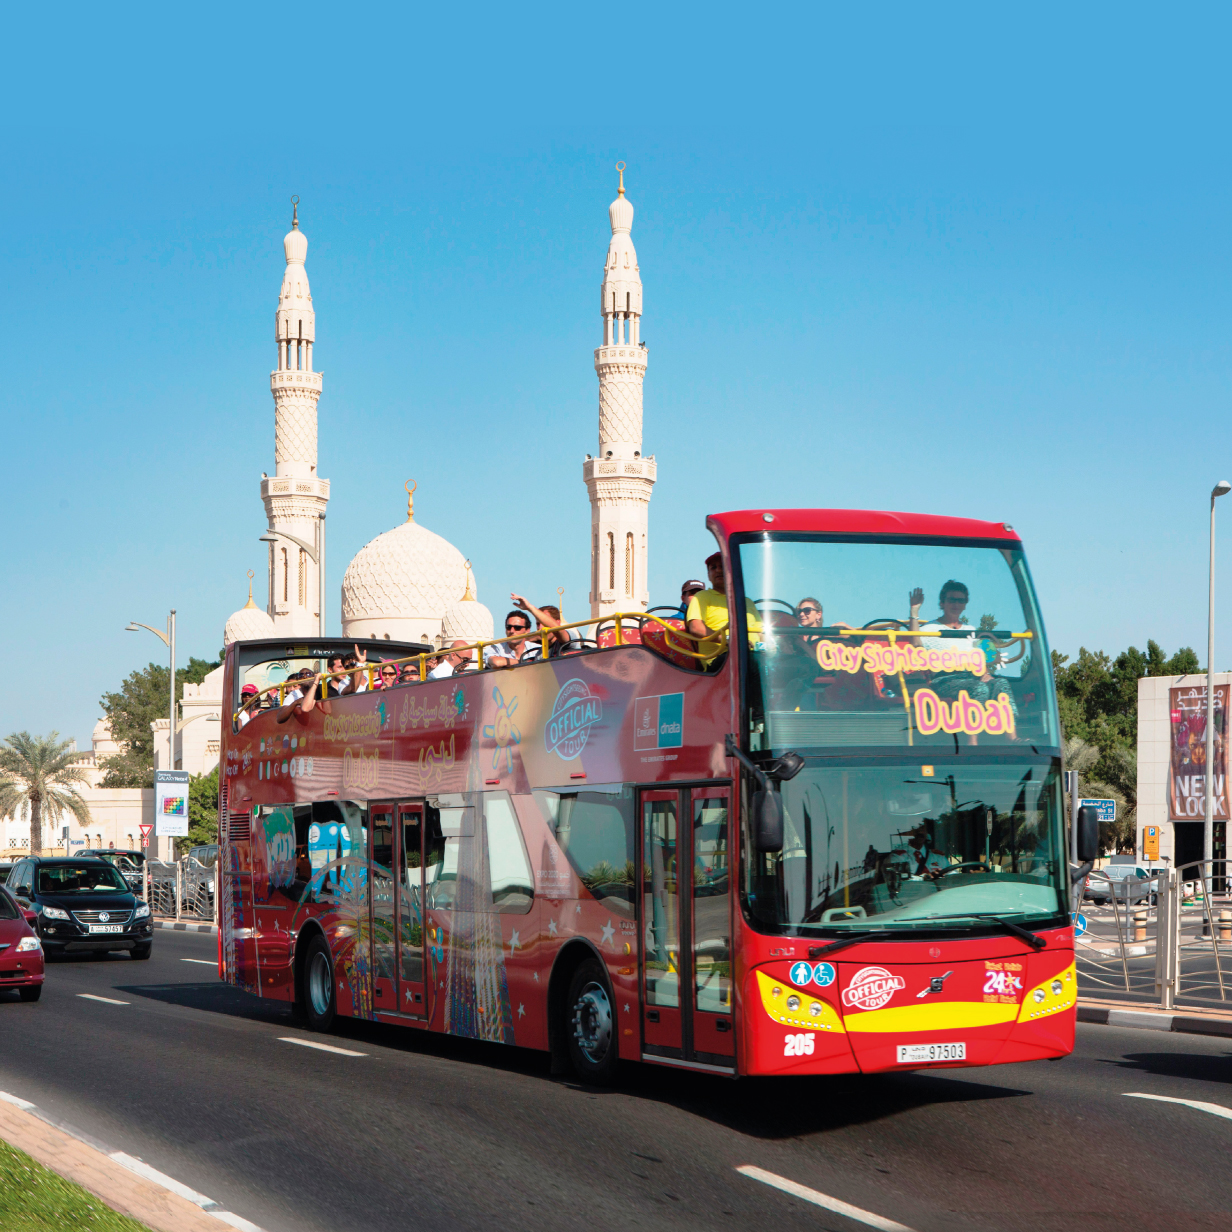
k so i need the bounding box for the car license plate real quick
[88,925,123,934]
[897,1042,965,1064]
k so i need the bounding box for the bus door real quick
[396,803,426,1017]
[370,803,398,1013]
[639,785,734,1068]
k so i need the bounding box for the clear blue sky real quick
[2,4,1229,747]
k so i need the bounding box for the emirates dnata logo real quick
[841,965,907,1012]
[546,679,603,760]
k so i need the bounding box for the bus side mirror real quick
[753,789,784,853]
[1076,805,1099,863]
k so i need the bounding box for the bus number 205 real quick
[784,1032,816,1056]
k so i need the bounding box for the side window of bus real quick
[291,801,364,904]
[484,793,534,915]
[425,796,474,913]
[255,804,304,903]
[533,787,635,918]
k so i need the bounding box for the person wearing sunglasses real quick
[483,610,537,668]
[375,662,401,689]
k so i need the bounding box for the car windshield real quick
[735,535,1059,753]
[743,759,1067,934]
[0,890,17,919]
[37,864,128,894]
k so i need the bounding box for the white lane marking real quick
[277,1037,367,1057]
[0,1090,36,1110]
[181,958,216,965]
[1124,1092,1232,1122]
[77,994,130,1005]
[736,1165,917,1232]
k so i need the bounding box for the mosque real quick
[1,169,655,858]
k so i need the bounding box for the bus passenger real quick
[674,579,705,619]
[685,553,762,667]
[237,684,259,727]
[510,595,572,660]
[277,672,330,724]
[324,655,350,698]
[430,641,475,678]
[375,662,400,689]
[484,610,536,668]
[887,825,948,880]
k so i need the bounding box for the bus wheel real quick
[566,959,618,1085]
[302,936,337,1032]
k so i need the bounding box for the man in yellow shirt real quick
[685,552,762,667]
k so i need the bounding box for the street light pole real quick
[126,610,176,861]
[319,512,326,638]
[1206,481,1231,873]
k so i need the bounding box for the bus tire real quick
[302,935,337,1033]
[565,959,618,1085]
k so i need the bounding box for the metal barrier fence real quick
[1075,859,1232,1010]
[144,857,216,924]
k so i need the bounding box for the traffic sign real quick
[1079,797,1116,824]
[139,823,153,848]
[1072,912,1088,937]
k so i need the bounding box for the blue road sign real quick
[1079,798,1116,823]
[1072,912,1088,937]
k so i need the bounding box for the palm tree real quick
[0,732,92,856]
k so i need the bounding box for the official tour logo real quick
[546,679,603,760]
[841,965,907,1012]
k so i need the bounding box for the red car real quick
[0,885,44,1002]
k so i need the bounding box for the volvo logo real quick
[98,913,110,923]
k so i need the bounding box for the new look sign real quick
[634,693,684,751]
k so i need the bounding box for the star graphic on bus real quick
[547,918,557,937]
[600,920,615,945]
[508,930,521,951]
[482,688,521,773]
[517,1003,525,1018]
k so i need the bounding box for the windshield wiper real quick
[918,913,1047,949]
[806,929,922,959]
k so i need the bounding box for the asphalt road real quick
[1,930,1231,1232]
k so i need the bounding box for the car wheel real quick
[565,958,619,1085]
[131,943,152,960]
[301,936,336,1032]
[18,985,41,1003]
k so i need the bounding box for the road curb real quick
[1078,1003,1232,1038]
[153,920,217,934]
[0,1089,264,1231]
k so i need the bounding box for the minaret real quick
[585,163,655,617]
[261,197,329,636]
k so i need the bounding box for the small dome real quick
[341,488,469,646]
[441,563,494,644]
[224,604,276,647]
[284,227,307,265]
[92,718,120,757]
[224,573,276,646]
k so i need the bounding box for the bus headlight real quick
[786,995,800,1011]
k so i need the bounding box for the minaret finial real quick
[291,195,300,229]
[616,162,626,196]
[462,560,476,602]
[405,479,417,523]
[557,587,565,621]
[243,569,257,610]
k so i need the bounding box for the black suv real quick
[6,857,153,959]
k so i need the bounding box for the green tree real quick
[1052,639,1197,854]
[99,657,220,788]
[0,732,92,856]
[180,766,219,856]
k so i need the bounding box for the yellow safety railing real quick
[234,609,728,725]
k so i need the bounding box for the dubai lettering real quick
[815,639,987,676]
[342,746,380,791]
[913,688,1015,738]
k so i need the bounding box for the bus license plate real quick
[897,1042,965,1063]
[88,925,123,934]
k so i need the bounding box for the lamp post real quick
[260,512,326,636]
[126,611,175,862]
[1206,482,1231,880]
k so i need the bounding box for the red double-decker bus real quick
[218,508,1075,1081]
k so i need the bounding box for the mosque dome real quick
[224,572,277,646]
[341,483,470,646]
[441,562,495,645]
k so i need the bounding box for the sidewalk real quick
[152,917,217,934]
[1079,997,1232,1039]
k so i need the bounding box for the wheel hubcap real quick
[308,951,332,1017]
[572,981,612,1063]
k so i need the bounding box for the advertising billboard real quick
[1168,684,1229,821]
[155,769,191,837]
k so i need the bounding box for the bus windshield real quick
[736,535,1059,753]
[743,759,1067,933]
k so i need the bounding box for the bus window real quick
[692,796,731,1014]
[643,796,679,1008]
[484,793,533,914]
[533,786,634,916]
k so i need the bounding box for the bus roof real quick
[706,508,1022,543]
